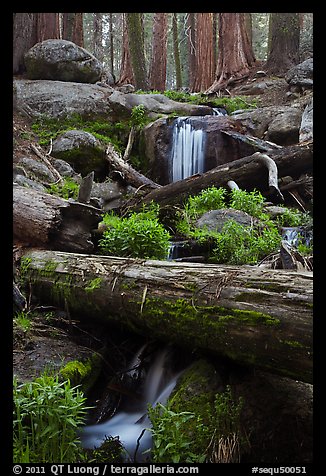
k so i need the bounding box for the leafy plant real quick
[13,373,89,463]
[211,220,281,265]
[14,311,32,332]
[147,403,206,463]
[99,204,171,259]
[47,177,80,200]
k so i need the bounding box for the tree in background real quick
[62,13,84,47]
[265,13,300,75]
[92,13,104,62]
[149,13,168,91]
[13,13,37,74]
[191,13,215,92]
[187,13,196,90]
[117,14,134,85]
[206,13,255,93]
[126,13,149,90]
[172,13,182,90]
[36,13,60,42]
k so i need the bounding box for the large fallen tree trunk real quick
[13,185,101,253]
[22,250,313,383]
[135,142,312,209]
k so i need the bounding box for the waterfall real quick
[170,117,206,182]
[81,346,185,462]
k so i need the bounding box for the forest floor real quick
[12,67,311,384]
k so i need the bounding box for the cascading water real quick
[81,346,185,462]
[170,117,206,182]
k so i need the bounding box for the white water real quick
[170,117,206,182]
[81,346,183,462]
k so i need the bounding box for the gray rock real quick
[285,58,313,89]
[195,209,256,233]
[13,175,46,192]
[14,79,114,120]
[232,106,302,146]
[91,181,136,211]
[299,98,313,142]
[17,157,56,183]
[51,159,80,178]
[24,39,104,83]
[51,130,107,177]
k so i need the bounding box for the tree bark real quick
[265,13,300,75]
[191,13,215,92]
[149,13,168,91]
[136,142,312,209]
[172,13,182,90]
[13,185,101,253]
[126,13,149,90]
[206,13,255,93]
[22,250,313,383]
[117,14,134,86]
[13,13,37,74]
[36,13,60,42]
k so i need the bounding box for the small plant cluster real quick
[47,177,80,200]
[99,203,171,260]
[147,385,244,463]
[176,186,311,265]
[13,373,89,463]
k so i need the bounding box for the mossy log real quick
[137,142,312,208]
[13,185,101,252]
[22,250,313,383]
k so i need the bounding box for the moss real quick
[279,339,307,349]
[84,277,102,293]
[59,354,102,394]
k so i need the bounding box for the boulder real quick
[90,181,136,211]
[13,79,213,122]
[51,130,107,177]
[299,98,313,143]
[231,106,302,146]
[285,58,313,90]
[107,90,214,119]
[195,209,256,233]
[16,157,57,183]
[14,79,114,120]
[24,39,104,83]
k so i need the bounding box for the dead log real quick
[105,143,160,191]
[134,142,312,209]
[13,185,101,253]
[22,250,313,383]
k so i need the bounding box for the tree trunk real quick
[22,250,313,383]
[126,13,149,90]
[265,13,300,75]
[149,13,168,91]
[206,13,255,93]
[172,13,182,90]
[93,13,104,62]
[13,13,37,74]
[187,13,196,89]
[117,14,134,86]
[136,142,313,209]
[191,13,215,92]
[36,13,60,42]
[13,185,101,253]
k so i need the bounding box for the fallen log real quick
[22,250,313,383]
[134,142,312,209]
[13,185,101,253]
[105,143,160,191]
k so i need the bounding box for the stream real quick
[81,345,187,462]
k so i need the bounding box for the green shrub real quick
[147,385,244,463]
[13,374,89,463]
[99,204,171,259]
[147,403,206,463]
[47,177,80,200]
